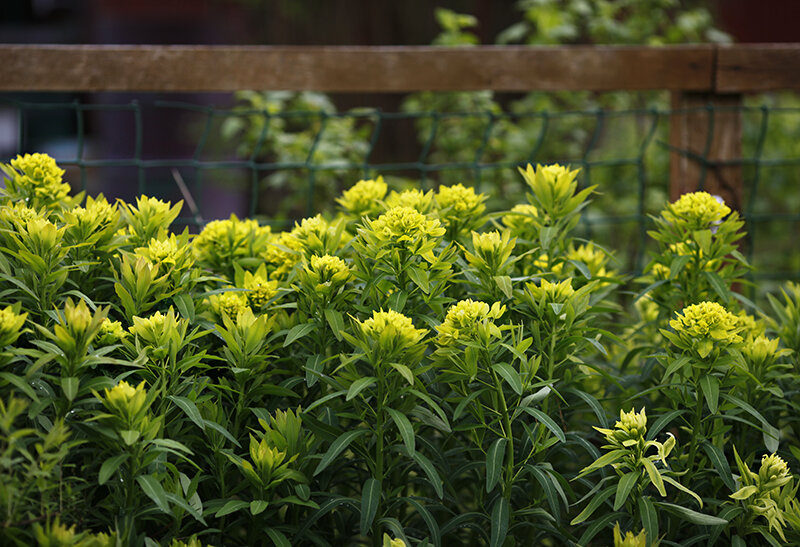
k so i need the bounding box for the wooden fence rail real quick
[3,44,800,206]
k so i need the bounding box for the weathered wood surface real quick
[0,44,716,92]
[669,91,743,210]
[716,44,800,92]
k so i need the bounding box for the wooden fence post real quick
[669,91,744,210]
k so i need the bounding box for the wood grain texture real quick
[669,91,743,210]
[716,45,800,92]
[0,44,715,92]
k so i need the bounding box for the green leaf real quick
[346,377,377,401]
[98,453,128,485]
[265,528,291,547]
[214,499,249,517]
[571,485,615,525]
[565,388,607,428]
[669,254,691,278]
[324,308,345,341]
[137,475,170,514]
[390,363,415,385]
[61,376,79,402]
[493,275,513,299]
[654,502,728,526]
[412,451,443,499]
[639,496,658,547]
[614,471,639,511]
[407,266,430,294]
[314,429,368,476]
[404,498,441,546]
[522,407,565,443]
[386,408,415,457]
[486,438,507,493]
[699,375,720,414]
[703,271,731,303]
[693,229,712,255]
[305,354,324,387]
[703,442,736,492]
[721,393,779,452]
[527,465,561,521]
[360,478,381,536]
[168,395,206,431]
[250,500,269,515]
[490,497,510,547]
[641,457,667,497]
[120,429,140,446]
[493,363,523,395]
[283,322,316,347]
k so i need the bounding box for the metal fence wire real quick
[1,94,799,286]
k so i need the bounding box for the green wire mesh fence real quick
[2,93,799,286]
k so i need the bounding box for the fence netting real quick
[1,92,799,291]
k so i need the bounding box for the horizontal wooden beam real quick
[716,44,800,92]
[0,44,716,93]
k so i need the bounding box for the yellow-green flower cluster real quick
[668,301,743,358]
[100,380,151,437]
[337,176,387,217]
[263,231,302,279]
[596,408,648,449]
[96,318,127,346]
[129,308,185,360]
[169,536,208,547]
[300,254,351,298]
[0,201,42,231]
[436,299,505,346]
[435,184,487,237]
[70,195,117,228]
[121,195,182,246]
[358,309,427,355]
[136,234,194,276]
[4,153,71,207]
[34,517,115,547]
[519,163,585,220]
[502,204,539,238]
[565,243,613,279]
[385,188,434,213]
[613,523,647,547]
[731,452,795,540]
[209,291,251,320]
[243,271,278,309]
[664,191,730,230]
[370,206,446,245]
[193,214,272,275]
[288,214,342,257]
[0,304,27,347]
[468,230,515,275]
[382,534,407,547]
[539,278,575,302]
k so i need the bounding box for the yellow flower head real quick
[102,380,148,424]
[193,214,272,271]
[243,271,278,309]
[385,189,434,213]
[0,304,27,347]
[370,206,446,243]
[540,278,575,302]
[71,195,117,227]
[759,454,792,490]
[663,191,731,229]
[566,243,612,279]
[435,183,486,216]
[337,176,388,217]
[502,204,539,237]
[249,434,288,475]
[647,262,671,280]
[595,408,648,448]
[669,301,743,358]
[613,523,647,547]
[301,254,351,298]
[359,310,427,351]
[0,201,43,230]
[519,163,584,220]
[7,153,71,205]
[209,290,251,320]
[436,299,505,346]
[97,318,127,346]
[263,231,302,279]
